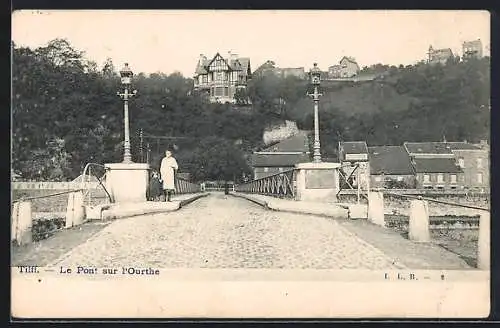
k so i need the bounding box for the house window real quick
[477,158,483,169]
[263,167,269,173]
[450,174,457,184]
[437,174,444,183]
[423,174,430,183]
[214,87,224,97]
[224,87,229,97]
[458,158,465,168]
[202,75,208,83]
[477,173,483,184]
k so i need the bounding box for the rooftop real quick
[413,158,462,173]
[340,141,368,154]
[404,142,454,155]
[340,56,358,64]
[368,146,414,175]
[251,153,310,167]
[463,39,482,46]
[195,53,251,77]
[443,142,482,150]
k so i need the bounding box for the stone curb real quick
[100,193,209,220]
[179,193,210,207]
[230,192,348,219]
[229,192,270,209]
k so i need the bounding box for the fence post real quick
[11,202,19,242]
[368,190,384,226]
[408,199,430,242]
[477,211,490,270]
[12,201,32,245]
[65,191,86,228]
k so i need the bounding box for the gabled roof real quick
[340,56,358,65]
[431,48,453,56]
[260,131,309,153]
[195,53,251,77]
[195,56,209,75]
[340,141,368,154]
[369,146,414,175]
[206,52,231,69]
[229,59,243,71]
[252,153,310,167]
[404,142,454,155]
[236,57,251,76]
[413,158,462,173]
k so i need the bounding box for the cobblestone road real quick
[51,194,404,269]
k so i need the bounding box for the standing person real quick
[160,149,178,202]
[147,170,163,201]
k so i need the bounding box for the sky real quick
[12,10,490,77]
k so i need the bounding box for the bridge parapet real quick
[234,169,297,199]
[368,189,490,270]
[175,177,201,195]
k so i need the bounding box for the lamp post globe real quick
[310,62,321,86]
[308,63,322,163]
[119,63,133,85]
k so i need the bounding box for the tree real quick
[178,136,251,182]
[11,39,490,182]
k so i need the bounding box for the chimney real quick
[228,50,238,61]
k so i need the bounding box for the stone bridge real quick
[13,192,473,271]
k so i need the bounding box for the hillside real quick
[287,79,419,122]
[11,39,490,182]
[248,58,490,157]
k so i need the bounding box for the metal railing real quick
[382,190,489,212]
[12,188,83,243]
[234,169,297,199]
[13,188,81,203]
[80,163,112,205]
[175,177,202,195]
[370,189,490,269]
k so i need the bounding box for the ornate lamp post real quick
[308,63,323,163]
[117,63,137,163]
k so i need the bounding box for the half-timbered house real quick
[193,52,251,103]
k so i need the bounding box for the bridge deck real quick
[13,194,471,270]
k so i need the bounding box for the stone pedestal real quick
[368,191,385,226]
[104,163,150,203]
[408,199,430,242]
[294,162,341,202]
[11,201,32,245]
[65,191,85,228]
